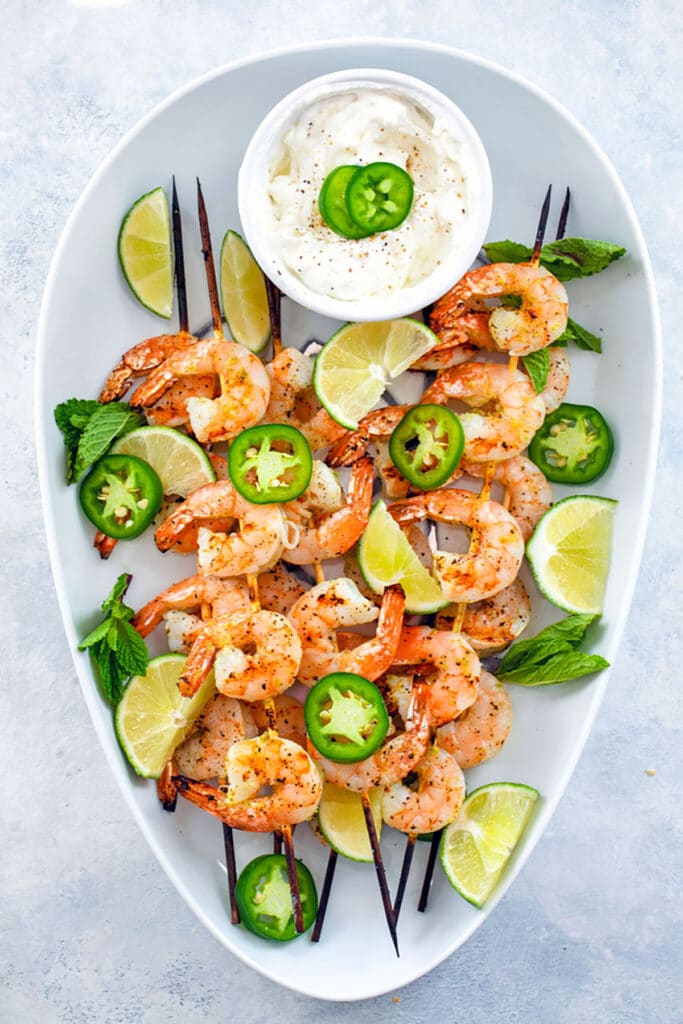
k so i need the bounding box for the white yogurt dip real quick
[262,87,476,302]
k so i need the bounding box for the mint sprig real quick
[482,237,626,282]
[556,317,602,353]
[497,613,609,686]
[54,399,145,483]
[78,573,148,704]
[522,349,550,393]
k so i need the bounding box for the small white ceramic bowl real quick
[238,68,493,322]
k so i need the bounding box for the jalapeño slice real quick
[228,424,313,504]
[79,453,163,539]
[528,402,614,484]
[318,165,370,239]
[346,162,414,234]
[235,854,318,941]
[389,404,465,490]
[305,672,389,764]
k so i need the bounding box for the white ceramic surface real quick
[35,41,661,1002]
[238,67,492,321]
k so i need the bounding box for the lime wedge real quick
[526,495,617,614]
[115,655,216,778]
[313,319,438,428]
[357,500,447,614]
[118,187,173,318]
[317,782,383,862]
[111,425,216,498]
[220,230,270,353]
[440,782,539,907]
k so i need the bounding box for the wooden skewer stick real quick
[197,179,223,337]
[555,187,571,242]
[392,833,416,920]
[171,176,190,336]
[310,847,338,943]
[265,277,282,357]
[417,828,442,913]
[362,792,400,957]
[531,184,553,266]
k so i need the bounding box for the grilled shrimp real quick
[423,362,546,463]
[174,733,322,830]
[437,670,512,769]
[256,562,307,616]
[174,694,255,781]
[461,455,552,541]
[327,405,410,467]
[393,626,480,727]
[249,695,307,748]
[435,579,531,653]
[143,374,219,428]
[429,262,568,356]
[410,312,494,371]
[264,347,346,453]
[288,578,405,685]
[99,331,205,403]
[155,479,293,576]
[389,488,525,602]
[310,684,431,793]
[538,346,571,413]
[177,608,302,699]
[132,575,251,639]
[130,337,270,443]
[283,457,374,564]
[381,746,466,834]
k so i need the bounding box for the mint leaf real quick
[482,237,626,283]
[73,404,145,481]
[499,652,609,686]
[77,617,111,649]
[111,620,148,676]
[499,614,597,673]
[522,349,550,393]
[91,647,129,705]
[78,573,147,705]
[557,317,602,353]
[54,399,144,483]
[482,240,531,265]
[541,238,626,281]
[54,399,102,483]
[101,572,132,614]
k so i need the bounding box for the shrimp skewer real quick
[415,187,555,916]
[306,558,400,952]
[203,181,305,928]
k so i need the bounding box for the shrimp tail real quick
[178,637,215,698]
[173,776,236,824]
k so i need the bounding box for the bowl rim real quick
[236,65,493,322]
[35,37,662,1001]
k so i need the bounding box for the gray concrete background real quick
[2,2,682,1021]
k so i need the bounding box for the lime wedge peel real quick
[526,495,617,615]
[115,655,216,778]
[440,782,540,908]
[317,783,383,862]
[220,229,271,353]
[357,500,448,614]
[111,425,216,498]
[313,319,438,429]
[118,187,173,319]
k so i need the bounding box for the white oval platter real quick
[35,40,661,1001]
